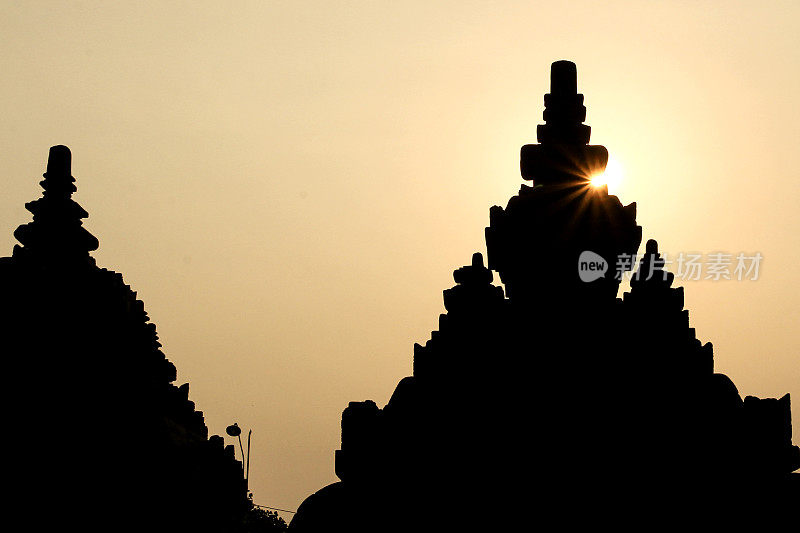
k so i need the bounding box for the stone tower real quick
[290,61,799,531]
[0,146,249,530]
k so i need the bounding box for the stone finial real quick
[45,145,72,177]
[550,60,577,95]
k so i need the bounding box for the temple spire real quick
[520,60,608,185]
[13,145,99,264]
[537,60,590,145]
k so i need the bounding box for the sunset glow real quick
[591,156,623,192]
[0,0,798,518]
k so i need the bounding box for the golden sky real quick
[1,1,798,514]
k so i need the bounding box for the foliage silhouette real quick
[240,504,288,532]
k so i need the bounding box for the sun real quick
[590,156,623,192]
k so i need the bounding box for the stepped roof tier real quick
[289,61,799,531]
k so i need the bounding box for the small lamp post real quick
[226,422,252,491]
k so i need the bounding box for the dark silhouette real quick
[242,506,289,532]
[0,146,262,530]
[290,61,799,530]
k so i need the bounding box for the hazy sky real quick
[1,1,798,515]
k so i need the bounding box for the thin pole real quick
[246,429,252,491]
[237,434,246,478]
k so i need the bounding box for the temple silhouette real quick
[289,61,800,530]
[2,61,797,530]
[0,147,254,529]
